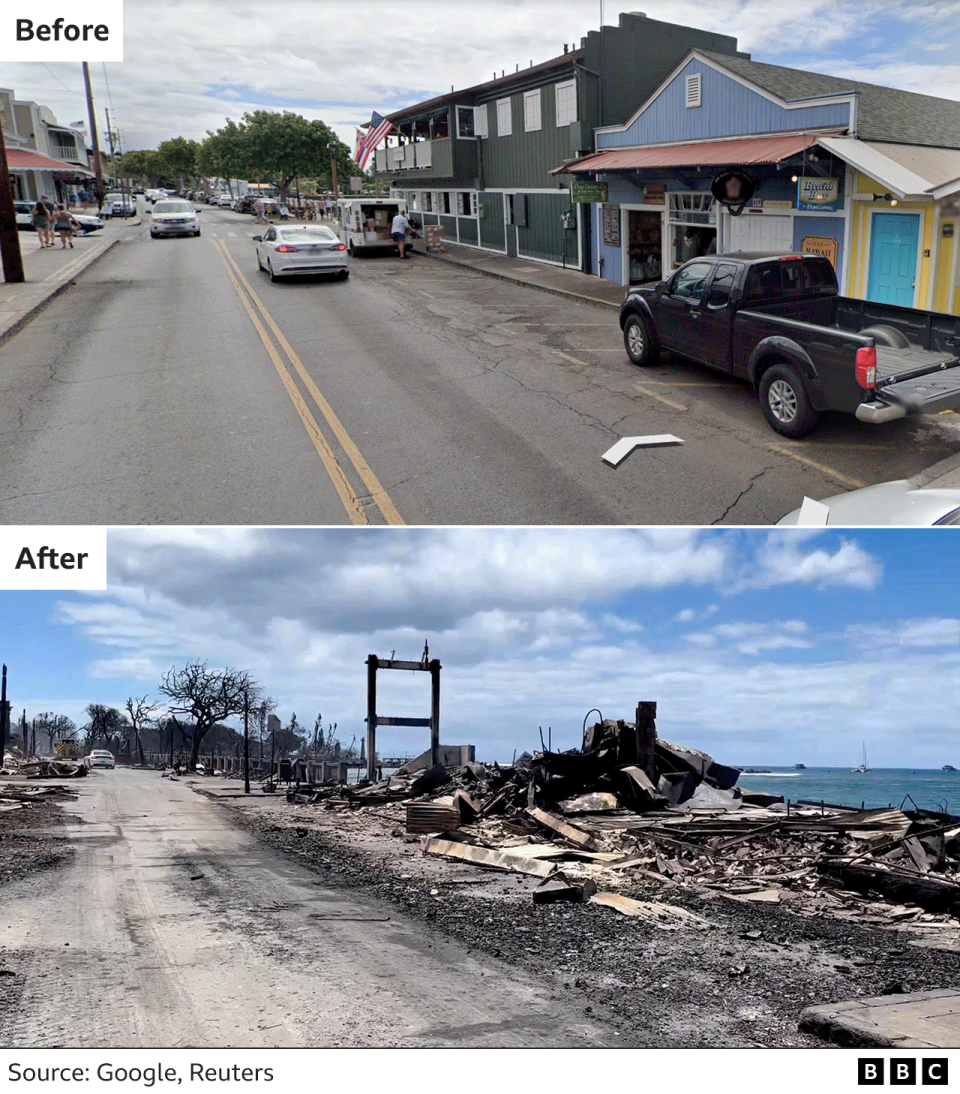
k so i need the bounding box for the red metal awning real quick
[554,132,835,174]
[6,148,95,176]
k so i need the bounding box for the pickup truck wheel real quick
[759,364,820,438]
[623,314,659,367]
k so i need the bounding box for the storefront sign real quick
[763,199,793,209]
[798,177,840,212]
[572,179,608,204]
[602,203,620,246]
[349,176,363,193]
[801,234,839,268]
[642,184,666,205]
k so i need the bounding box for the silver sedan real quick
[254,225,349,281]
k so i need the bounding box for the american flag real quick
[355,111,394,170]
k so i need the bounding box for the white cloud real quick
[745,534,883,590]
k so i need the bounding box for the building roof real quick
[556,131,827,174]
[818,136,960,200]
[6,148,94,176]
[388,50,581,125]
[702,52,960,150]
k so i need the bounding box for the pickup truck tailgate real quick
[878,366,960,413]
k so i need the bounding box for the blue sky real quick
[1,1,958,152]
[1,527,958,768]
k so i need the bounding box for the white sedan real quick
[254,224,349,281]
[149,199,200,238]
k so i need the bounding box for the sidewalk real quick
[410,238,624,310]
[0,217,136,344]
[800,989,960,1048]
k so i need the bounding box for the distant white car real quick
[103,192,136,218]
[216,193,234,206]
[254,224,349,281]
[85,749,115,769]
[150,199,200,238]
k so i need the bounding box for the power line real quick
[40,63,80,97]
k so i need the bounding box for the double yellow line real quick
[213,239,404,526]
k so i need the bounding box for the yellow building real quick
[819,137,960,314]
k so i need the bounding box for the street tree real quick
[196,121,245,195]
[158,661,258,769]
[157,137,199,189]
[230,110,351,202]
[120,150,167,186]
[125,695,161,767]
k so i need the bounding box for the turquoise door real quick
[867,212,920,306]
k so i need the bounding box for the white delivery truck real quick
[337,196,408,255]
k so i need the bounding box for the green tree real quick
[234,110,351,202]
[196,121,245,194]
[121,149,167,186]
[157,136,200,189]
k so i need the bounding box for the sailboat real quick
[853,742,870,773]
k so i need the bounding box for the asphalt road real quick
[0,769,616,1048]
[1,202,957,525]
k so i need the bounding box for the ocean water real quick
[735,767,960,815]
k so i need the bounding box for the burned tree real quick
[158,662,258,770]
[125,695,161,767]
[34,712,77,755]
[83,704,128,754]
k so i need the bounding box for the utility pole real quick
[0,665,8,762]
[243,690,250,795]
[104,108,117,199]
[82,62,105,206]
[0,121,24,284]
[327,142,340,203]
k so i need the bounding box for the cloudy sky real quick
[1,527,958,768]
[1,1,959,153]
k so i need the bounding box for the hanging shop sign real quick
[797,177,840,212]
[763,199,793,210]
[801,234,839,268]
[710,168,756,217]
[572,179,608,203]
[642,184,666,205]
[602,203,620,246]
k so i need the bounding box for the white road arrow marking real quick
[602,435,685,468]
[796,496,830,526]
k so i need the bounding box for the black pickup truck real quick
[619,252,960,437]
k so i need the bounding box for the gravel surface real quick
[215,793,960,1048]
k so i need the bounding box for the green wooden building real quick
[375,11,747,269]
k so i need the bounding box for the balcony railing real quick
[375,139,458,178]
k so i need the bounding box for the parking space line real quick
[633,383,688,412]
[767,443,866,489]
[552,350,590,366]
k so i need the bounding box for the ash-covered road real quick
[0,769,618,1047]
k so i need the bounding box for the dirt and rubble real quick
[0,783,79,888]
[198,711,960,1047]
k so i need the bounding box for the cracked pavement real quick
[0,205,956,525]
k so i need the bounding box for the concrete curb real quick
[909,448,960,489]
[799,989,960,1048]
[413,246,620,311]
[0,237,119,347]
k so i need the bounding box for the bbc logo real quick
[859,1059,948,1086]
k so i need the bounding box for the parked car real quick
[235,195,255,214]
[149,198,200,238]
[216,193,234,206]
[14,201,102,234]
[778,480,960,526]
[619,252,960,437]
[103,192,136,218]
[253,224,349,280]
[84,749,115,770]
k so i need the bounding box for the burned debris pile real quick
[282,707,960,929]
[1,748,86,779]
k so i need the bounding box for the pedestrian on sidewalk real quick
[54,204,79,248]
[31,200,54,247]
[392,209,411,259]
[324,197,334,219]
[254,197,266,224]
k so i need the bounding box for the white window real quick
[457,192,474,216]
[685,73,702,109]
[496,97,512,137]
[555,80,577,126]
[422,192,433,212]
[523,89,541,132]
[474,103,488,138]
